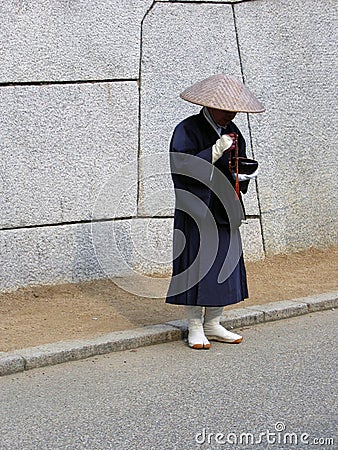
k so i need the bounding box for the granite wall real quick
[0,0,336,291]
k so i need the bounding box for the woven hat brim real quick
[180,74,265,113]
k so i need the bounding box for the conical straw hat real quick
[180,74,265,113]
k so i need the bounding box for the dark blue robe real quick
[166,109,249,307]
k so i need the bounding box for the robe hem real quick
[165,296,247,307]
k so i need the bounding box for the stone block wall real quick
[0,0,336,291]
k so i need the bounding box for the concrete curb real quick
[1,291,337,377]
[0,324,181,376]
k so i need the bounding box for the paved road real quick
[0,309,336,450]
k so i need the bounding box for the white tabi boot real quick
[204,307,243,344]
[186,306,210,350]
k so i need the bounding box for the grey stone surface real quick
[123,217,173,276]
[247,300,309,322]
[0,82,139,229]
[137,153,174,218]
[14,342,98,371]
[240,218,264,261]
[139,1,259,217]
[242,175,260,217]
[12,324,181,371]
[88,324,182,352]
[0,0,152,82]
[221,307,264,329]
[0,352,25,376]
[0,220,136,291]
[235,0,337,254]
[92,218,173,296]
[292,292,338,312]
[1,217,174,292]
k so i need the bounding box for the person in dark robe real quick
[165,74,265,349]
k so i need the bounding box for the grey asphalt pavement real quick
[0,309,336,450]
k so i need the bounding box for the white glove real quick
[212,135,233,164]
[232,168,259,181]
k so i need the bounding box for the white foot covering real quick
[186,306,210,349]
[204,324,243,343]
[188,319,211,349]
[204,307,243,344]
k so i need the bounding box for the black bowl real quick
[231,157,258,175]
